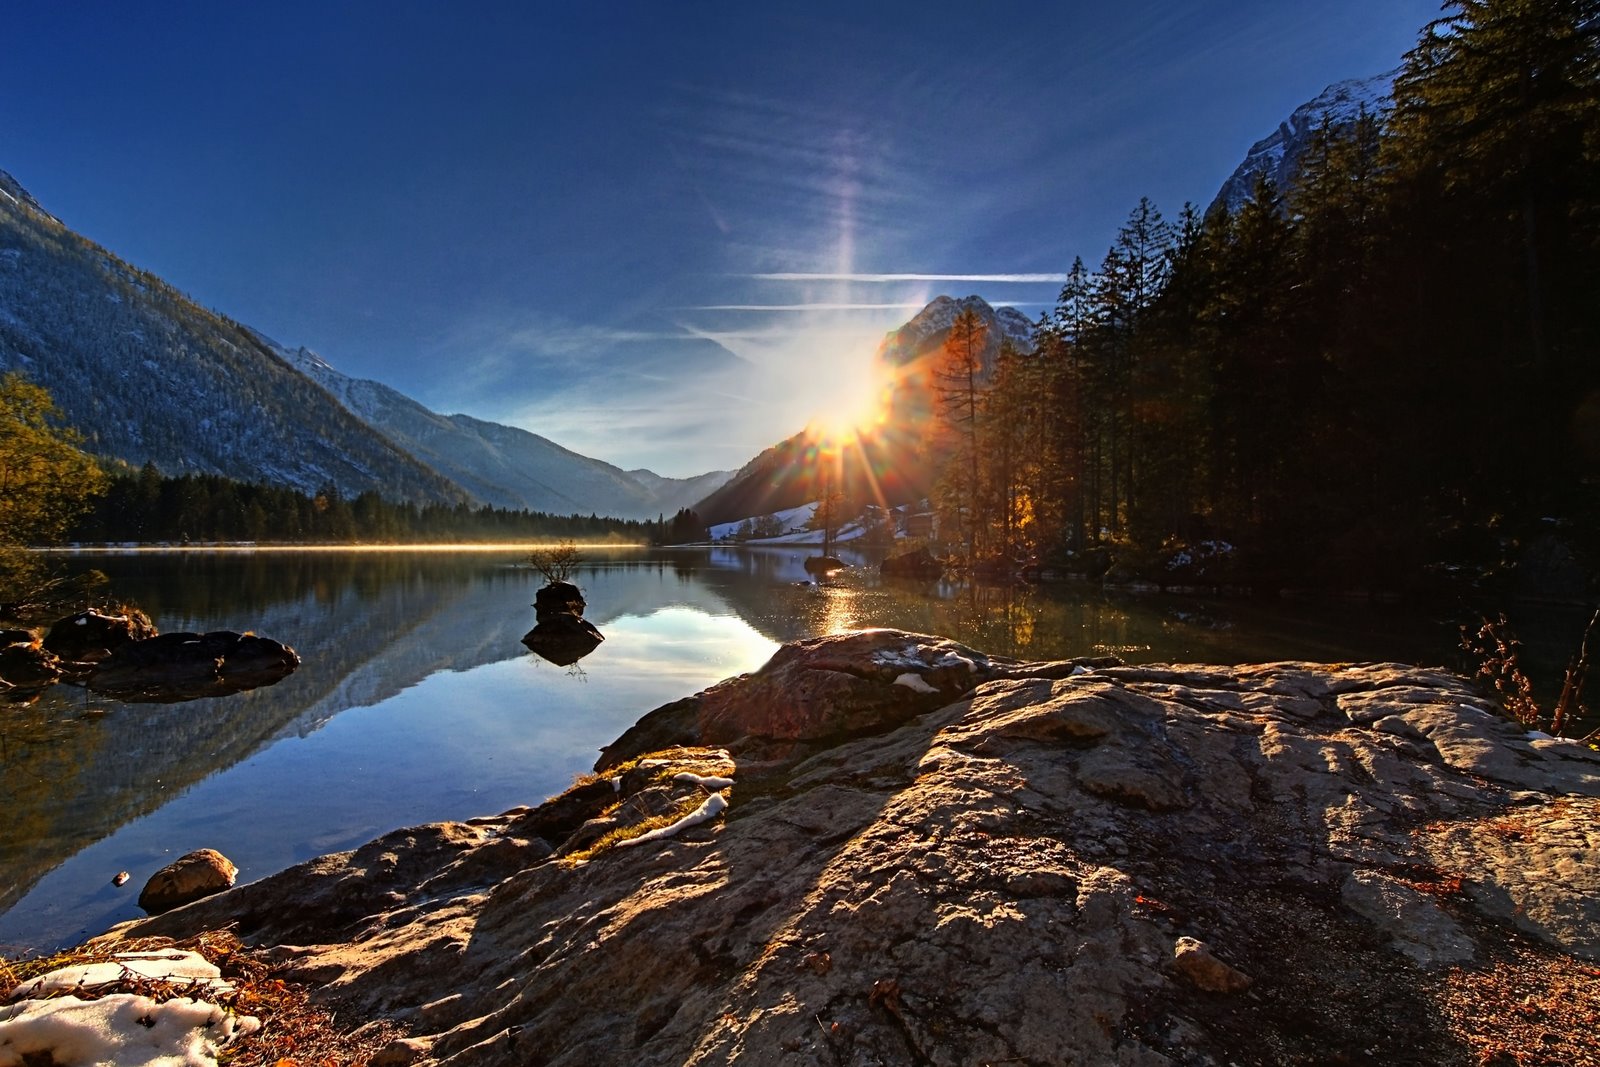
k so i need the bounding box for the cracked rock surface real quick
[101,630,1600,1066]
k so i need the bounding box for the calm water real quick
[0,546,1578,953]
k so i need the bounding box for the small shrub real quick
[529,539,582,583]
[1461,608,1599,740]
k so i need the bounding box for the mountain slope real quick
[1212,71,1395,214]
[0,169,466,505]
[0,167,732,519]
[270,340,731,520]
[695,296,1033,526]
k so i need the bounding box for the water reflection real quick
[0,546,1567,953]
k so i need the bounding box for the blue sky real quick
[3,2,1439,476]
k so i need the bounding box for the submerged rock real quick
[100,631,1600,1066]
[88,630,299,702]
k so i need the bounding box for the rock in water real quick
[533,581,586,623]
[138,849,237,914]
[0,638,60,689]
[41,609,157,664]
[526,581,602,664]
[88,631,299,701]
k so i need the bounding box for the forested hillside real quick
[929,0,1599,590]
[0,172,466,505]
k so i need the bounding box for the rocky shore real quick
[93,630,1600,1065]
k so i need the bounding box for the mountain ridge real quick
[267,337,729,520]
[1212,70,1395,214]
[0,173,467,505]
[0,166,729,520]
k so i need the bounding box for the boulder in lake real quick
[89,630,299,701]
[41,608,157,664]
[533,581,586,624]
[138,848,238,915]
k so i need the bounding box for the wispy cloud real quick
[688,302,930,312]
[751,272,1070,283]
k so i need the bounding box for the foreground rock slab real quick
[102,630,1600,1066]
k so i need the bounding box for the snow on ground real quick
[747,521,868,545]
[618,793,729,848]
[892,672,939,694]
[0,950,259,1066]
[0,994,259,1067]
[709,502,818,541]
[674,771,736,789]
[710,501,886,545]
[9,952,231,1000]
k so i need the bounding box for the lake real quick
[0,545,1579,954]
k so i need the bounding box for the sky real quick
[1,1,1441,477]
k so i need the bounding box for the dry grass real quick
[561,794,720,864]
[1427,940,1600,1066]
[1,932,399,1066]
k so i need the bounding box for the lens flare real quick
[805,359,890,447]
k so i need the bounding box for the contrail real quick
[749,272,1070,283]
[689,302,929,311]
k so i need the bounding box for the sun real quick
[807,362,890,446]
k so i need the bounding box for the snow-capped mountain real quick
[1212,70,1395,214]
[270,339,731,520]
[878,294,1036,383]
[0,166,730,518]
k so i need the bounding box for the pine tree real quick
[931,307,988,560]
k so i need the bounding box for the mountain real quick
[878,295,1035,384]
[0,169,467,504]
[1212,70,1395,215]
[0,167,729,519]
[624,467,739,518]
[268,340,731,520]
[694,295,1033,527]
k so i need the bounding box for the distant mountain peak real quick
[879,294,1035,384]
[0,168,57,225]
[1212,70,1396,214]
[694,295,1039,527]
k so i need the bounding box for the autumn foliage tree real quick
[0,372,106,597]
